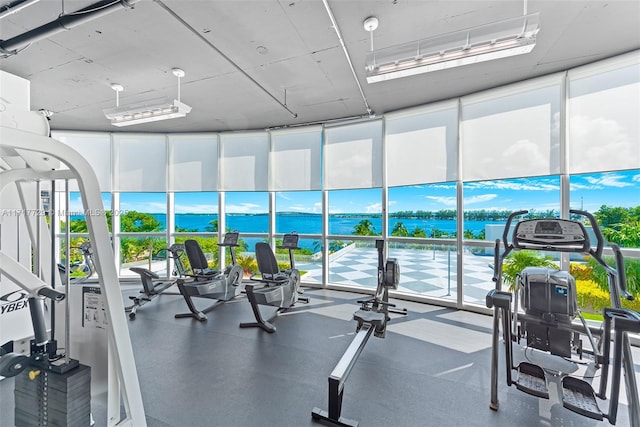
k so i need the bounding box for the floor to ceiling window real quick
[50,51,639,310]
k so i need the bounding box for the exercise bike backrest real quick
[254,242,284,282]
[184,240,218,277]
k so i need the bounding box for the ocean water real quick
[71,213,500,251]
[170,214,500,250]
[171,214,496,235]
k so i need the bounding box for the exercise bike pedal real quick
[561,376,604,420]
[514,362,549,399]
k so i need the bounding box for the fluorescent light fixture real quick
[365,12,540,83]
[103,98,192,127]
[104,67,191,126]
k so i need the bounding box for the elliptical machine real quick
[174,231,244,321]
[486,209,639,425]
[312,239,407,426]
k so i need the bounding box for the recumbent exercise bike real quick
[239,232,309,333]
[174,231,244,321]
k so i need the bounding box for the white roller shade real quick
[568,53,640,174]
[324,120,382,190]
[115,134,166,192]
[52,131,112,192]
[270,126,321,191]
[219,132,269,191]
[168,133,218,192]
[461,76,561,181]
[385,102,458,186]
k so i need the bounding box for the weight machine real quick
[486,209,639,425]
[312,240,407,427]
[0,123,146,426]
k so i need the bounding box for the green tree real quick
[205,219,218,232]
[595,205,629,229]
[120,211,162,232]
[353,219,376,236]
[587,256,640,298]
[602,220,640,248]
[391,222,409,237]
[411,227,426,238]
[501,251,557,291]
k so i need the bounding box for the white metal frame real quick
[0,126,146,427]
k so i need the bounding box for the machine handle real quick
[571,209,604,259]
[611,244,634,301]
[37,287,65,301]
[491,239,500,283]
[502,210,528,248]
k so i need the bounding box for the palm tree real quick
[391,221,409,237]
[353,219,376,236]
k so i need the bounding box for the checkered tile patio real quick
[299,245,495,305]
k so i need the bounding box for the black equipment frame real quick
[486,209,639,425]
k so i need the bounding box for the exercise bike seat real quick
[184,239,221,278]
[129,267,160,280]
[353,309,385,329]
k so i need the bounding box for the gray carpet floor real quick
[1,286,638,426]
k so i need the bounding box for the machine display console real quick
[281,233,300,249]
[512,219,589,252]
[221,232,239,246]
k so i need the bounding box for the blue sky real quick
[71,170,639,215]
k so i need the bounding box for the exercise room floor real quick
[2,286,639,426]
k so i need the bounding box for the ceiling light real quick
[103,98,192,127]
[365,12,540,84]
[103,68,191,126]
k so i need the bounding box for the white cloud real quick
[426,196,456,206]
[119,201,166,213]
[226,203,265,214]
[467,180,558,192]
[464,194,498,205]
[174,203,218,214]
[585,174,633,188]
[366,203,382,213]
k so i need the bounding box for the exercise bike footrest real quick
[561,376,603,420]
[515,362,549,399]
